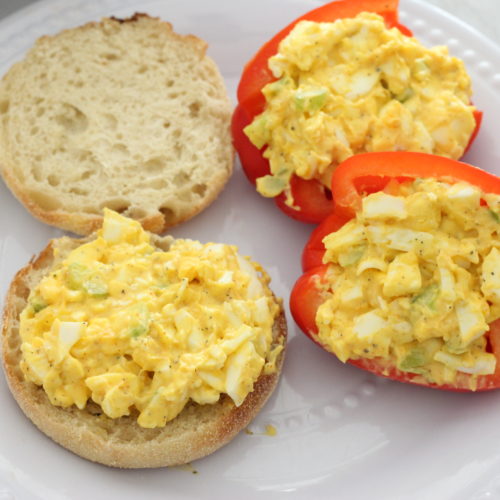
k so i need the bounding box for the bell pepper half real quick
[232,0,483,224]
[292,151,500,391]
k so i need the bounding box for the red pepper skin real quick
[465,109,483,154]
[292,153,500,391]
[290,265,330,338]
[331,151,500,219]
[274,177,334,224]
[231,105,270,184]
[302,213,351,271]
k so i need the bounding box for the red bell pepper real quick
[292,152,500,391]
[232,0,482,224]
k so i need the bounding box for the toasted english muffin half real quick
[1,234,286,468]
[0,14,233,235]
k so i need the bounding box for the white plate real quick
[1,1,500,499]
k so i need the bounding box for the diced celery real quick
[130,325,148,337]
[244,114,269,150]
[265,77,288,97]
[67,263,108,298]
[399,347,427,372]
[445,338,469,355]
[395,88,414,103]
[66,263,88,290]
[83,277,109,298]
[338,244,366,267]
[256,175,287,198]
[155,283,169,289]
[414,58,429,73]
[30,296,47,313]
[489,209,500,223]
[129,304,150,337]
[294,88,327,112]
[411,283,439,311]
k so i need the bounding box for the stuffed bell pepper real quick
[232,0,482,223]
[291,152,500,391]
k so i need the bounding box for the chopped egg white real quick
[353,311,388,339]
[57,321,85,362]
[362,193,407,220]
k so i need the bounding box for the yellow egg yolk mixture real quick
[245,13,476,207]
[19,210,283,428]
[316,179,500,389]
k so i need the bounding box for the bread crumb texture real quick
[1,236,286,468]
[0,14,234,234]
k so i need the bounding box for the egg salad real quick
[245,13,476,206]
[316,179,500,389]
[19,210,283,428]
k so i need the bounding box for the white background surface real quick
[1,0,499,45]
[1,1,500,499]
